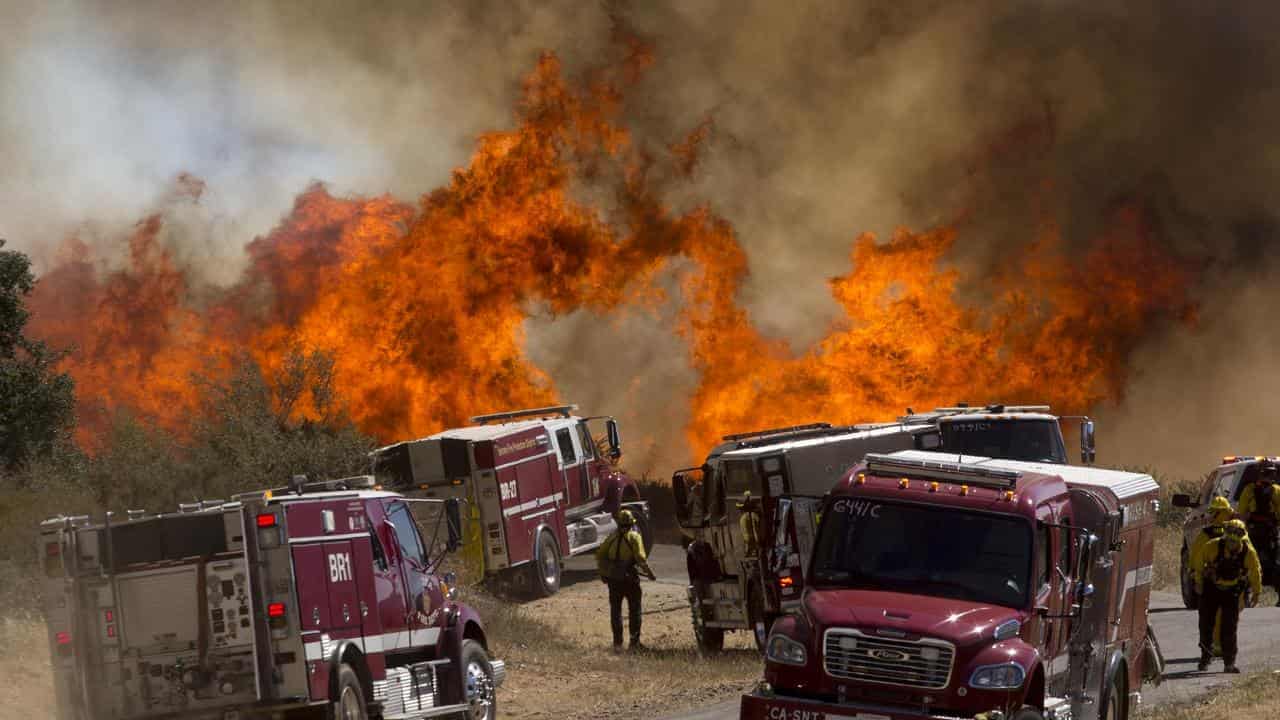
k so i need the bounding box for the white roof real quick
[886,450,1158,501]
[939,412,1059,423]
[719,424,912,459]
[424,418,559,443]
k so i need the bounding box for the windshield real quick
[811,499,1032,608]
[940,419,1066,463]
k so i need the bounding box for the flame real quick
[27,47,1195,462]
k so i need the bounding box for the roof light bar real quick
[722,423,832,443]
[864,453,1021,490]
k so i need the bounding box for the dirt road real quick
[625,542,1280,720]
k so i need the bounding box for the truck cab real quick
[1171,455,1277,608]
[740,451,1162,720]
[39,476,504,720]
[673,406,1096,653]
[372,404,649,598]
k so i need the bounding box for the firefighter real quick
[597,509,656,651]
[738,491,763,557]
[1238,464,1280,604]
[1193,519,1262,673]
[1189,496,1236,656]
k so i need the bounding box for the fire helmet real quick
[1209,495,1233,520]
[617,509,636,528]
[1225,519,1248,538]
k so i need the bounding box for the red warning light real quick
[267,603,287,618]
[256,514,278,529]
[56,631,72,645]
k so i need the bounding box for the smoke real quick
[6,0,1280,477]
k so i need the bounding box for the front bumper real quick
[741,691,971,720]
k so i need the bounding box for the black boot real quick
[1197,653,1211,672]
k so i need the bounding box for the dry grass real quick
[0,614,55,718]
[1141,670,1280,719]
[467,580,760,719]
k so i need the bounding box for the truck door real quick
[576,420,601,506]
[772,496,821,611]
[1033,506,1070,684]
[383,500,436,650]
[552,425,580,507]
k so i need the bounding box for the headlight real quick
[765,634,807,666]
[993,619,1021,642]
[969,663,1026,689]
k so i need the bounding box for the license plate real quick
[764,707,882,720]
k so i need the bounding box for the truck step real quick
[380,702,470,719]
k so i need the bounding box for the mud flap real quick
[1142,624,1165,686]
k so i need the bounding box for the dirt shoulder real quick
[473,575,759,720]
[1140,668,1280,719]
[1,614,56,716]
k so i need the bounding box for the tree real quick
[0,239,75,472]
[188,349,375,500]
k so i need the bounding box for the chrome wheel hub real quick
[465,661,495,720]
[339,685,362,720]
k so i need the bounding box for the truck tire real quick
[1100,664,1127,720]
[461,639,498,720]
[530,530,562,597]
[330,663,368,720]
[1010,709,1046,720]
[1180,546,1200,609]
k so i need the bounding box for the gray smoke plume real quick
[5,0,1280,478]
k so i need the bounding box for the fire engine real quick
[372,405,650,597]
[39,475,504,720]
[672,406,1096,652]
[740,450,1164,720]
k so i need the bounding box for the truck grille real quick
[823,629,955,690]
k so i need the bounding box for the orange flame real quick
[27,47,1195,462]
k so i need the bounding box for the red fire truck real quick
[740,450,1164,720]
[39,475,504,720]
[673,406,1096,652]
[372,405,650,597]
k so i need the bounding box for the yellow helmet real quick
[1209,495,1232,513]
[617,509,636,528]
[1225,519,1248,538]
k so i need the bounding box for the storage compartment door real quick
[323,541,361,632]
[292,545,331,632]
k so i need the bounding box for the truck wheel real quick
[530,530,561,597]
[330,663,368,720]
[461,639,498,720]
[1180,546,1199,609]
[1010,709,1046,720]
[747,583,770,652]
[1100,665,1127,720]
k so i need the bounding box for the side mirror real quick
[445,498,463,552]
[1171,494,1195,509]
[605,419,622,461]
[1076,533,1098,580]
[1079,419,1096,464]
